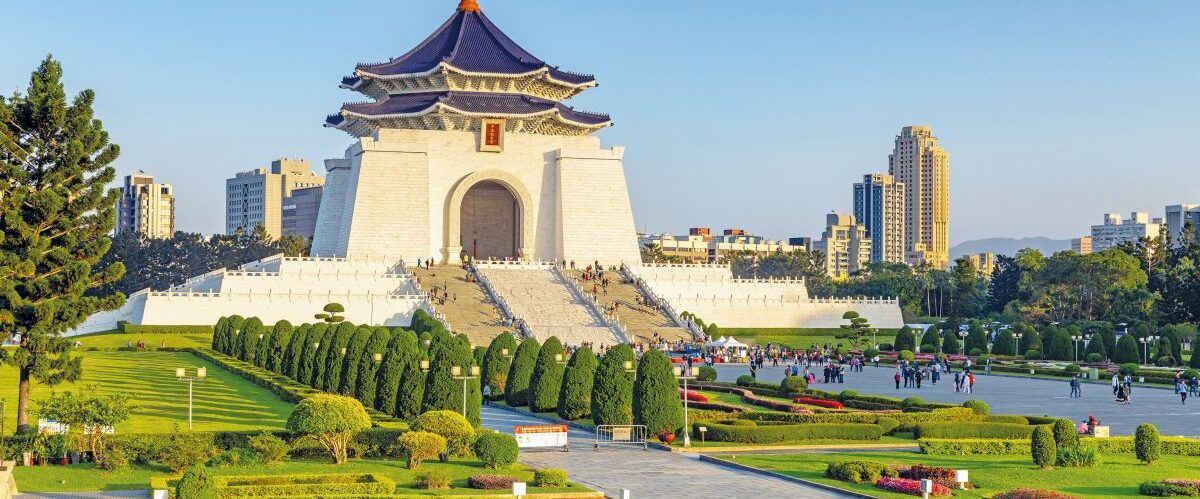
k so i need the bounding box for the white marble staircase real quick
[477,263,625,349]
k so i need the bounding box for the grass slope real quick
[0,350,293,434]
[72,331,214,350]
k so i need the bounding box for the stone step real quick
[564,269,692,344]
[409,265,513,347]
[479,266,624,349]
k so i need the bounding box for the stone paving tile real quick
[481,406,854,498]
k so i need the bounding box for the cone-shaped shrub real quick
[423,338,482,426]
[1085,332,1107,360]
[1053,418,1079,448]
[254,325,273,368]
[592,344,635,426]
[993,330,1016,356]
[1031,425,1056,469]
[265,320,293,373]
[376,330,418,414]
[940,325,961,354]
[965,321,988,355]
[633,349,683,435]
[1016,324,1041,354]
[299,323,329,385]
[530,337,566,412]
[505,338,540,407]
[212,317,230,353]
[482,333,517,400]
[320,322,357,391]
[395,356,426,419]
[1114,334,1140,364]
[284,324,310,378]
[893,326,915,352]
[238,318,264,364]
[339,325,375,396]
[558,348,598,420]
[354,327,393,407]
[473,346,487,367]
[1135,423,1161,464]
[176,465,218,499]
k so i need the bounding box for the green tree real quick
[482,333,517,400]
[993,330,1016,356]
[1098,324,1118,358]
[211,317,230,353]
[504,338,540,407]
[1016,323,1041,354]
[1160,327,1184,366]
[529,336,566,412]
[338,325,374,396]
[632,350,683,435]
[253,324,273,368]
[237,318,264,364]
[422,337,482,426]
[949,257,986,321]
[839,311,872,348]
[919,326,941,353]
[1031,425,1056,469]
[320,322,356,391]
[283,324,310,378]
[1084,331,1107,361]
[375,329,417,414]
[592,344,636,426]
[285,394,371,464]
[222,316,245,356]
[558,348,598,420]
[37,386,131,460]
[297,323,327,384]
[939,324,961,354]
[395,354,426,419]
[965,321,989,355]
[1052,418,1079,448]
[1114,333,1141,364]
[1135,422,1161,464]
[354,327,392,407]
[265,320,293,373]
[315,303,345,323]
[893,326,915,352]
[0,57,126,433]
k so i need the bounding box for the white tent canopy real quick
[722,337,748,349]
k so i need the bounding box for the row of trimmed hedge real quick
[692,419,884,444]
[742,406,975,432]
[152,473,395,499]
[121,324,214,335]
[919,436,1200,456]
[912,421,1039,440]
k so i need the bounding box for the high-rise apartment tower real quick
[116,172,175,238]
[853,173,906,264]
[888,125,949,269]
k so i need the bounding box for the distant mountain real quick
[950,237,1072,259]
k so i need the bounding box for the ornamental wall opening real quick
[459,180,520,260]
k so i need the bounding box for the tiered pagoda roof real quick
[327,0,610,137]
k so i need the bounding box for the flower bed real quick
[1140,479,1200,496]
[875,476,951,496]
[469,474,520,490]
[793,397,844,410]
[897,464,959,488]
[991,488,1082,499]
[679,388,709,402]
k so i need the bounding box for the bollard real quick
[621,489,632,499]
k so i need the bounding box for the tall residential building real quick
[817,213,871,279]
[115,172,175,238]
[1165,204,1200,243]
[1071,236,1093,255]
[1090,212,1161,252]
[226,158,325,239]
[888,125,950,269]
[965,252,995,278]
[853,173,906,264]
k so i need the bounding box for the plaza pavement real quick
[480,405,855,499]
[714,363,1200,437]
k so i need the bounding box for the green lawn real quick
[0,350,293,434]
[72,331,214,350]
[14,457,583,495]
[717,451,1198,499]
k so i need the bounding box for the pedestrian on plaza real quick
[894,369,901,390]
[1115,383,1130,404]
[482,385,492,405]
[1112,374,1120,396]
[967,372,975,394]
[1069,375,1081,398]
[953,371,962,393]
[1177,379,1188,405]
[750,364,757,380]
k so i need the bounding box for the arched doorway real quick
[459,180,520,260]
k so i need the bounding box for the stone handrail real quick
[553,265,632,344]
[620,264,705,341]
[469,261,532,340]
[147,290,427,300]
[654,294,898,306]
[473,259,556,270]
[637,262,730,269]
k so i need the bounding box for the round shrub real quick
[838,390,860,402]
[898,350,915,361]
[968,348,984,356]
[1025,349,1043,360]
[1052,418,1079,448]
[697,365,717,382]
[285,394,372,464]
[736,375,755,387]
[863,348,879,358]
[1031,425,1056,469]
[534,468,568,487]
[472,432,518,469]
[976,353,992,364]
[248,432,288,466]
[175,465,218,499]
[900,396,924,409]
[397,431,446,469]
[415,470,451,490]
[591,344,635,426]
[504,339,540,407]
[1064,364,1082,373]
[825,460,898,483]
[1119,363,1140,376]
[557,348,598,420]
[414,410,475,458]
[1135,423,1161,464]
[962,399,990,416]
[530,336,567,412]
[633,350,683,435]
[878,343,894,352]
[1085,352,1104,363]
[779,375,808,394]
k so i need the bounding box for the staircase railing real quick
[553,265,633,345]
[468,260,533,340]
[620,264,706,341]
[402,259,454,333]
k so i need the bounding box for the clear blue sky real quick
[4,0,1198,244]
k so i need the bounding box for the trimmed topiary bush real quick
[285,394,372,464]
[898,350,915,361]
[1119,362,1140,376]
[265,320,293,373]
[530,337,566,412]
[591,344,635,426]
[1031,425,1056,469]
[962,399,990,416]
[238,318,264,364]
[1136,422,1161,464]
[736,375,755,387]
[376,330,418,416]
[1053,418,1079,448]
[319,322,356,391]
[482,333,517,400]
[534,468,568,487]
[825,460,898,483]
[505,338,540,407]
[469,474,520,490]
[353,327,392,408]
[472,432,519,469]
[422,337,482,426]
[779,375,808,394]
[633,350,684,435]
[1064,363,1082,374]
[414,470,451,490]
[900,396,924,409]
[338,326,375,396]
[175,465,218,499]
[414,410,475,459]
[557,348,598,420]
[395,356,426,419]
[697,365,717,381]
[1025,349,1043,360]
[398,431,446,469]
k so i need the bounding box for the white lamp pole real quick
[451,365,482,418]
[675,365,698,448]
[1013,333,1023,357]
[175,367,207,431]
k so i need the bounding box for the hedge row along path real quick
[480,405,855,498]
[714,364,1199,437]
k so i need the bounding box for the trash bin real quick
[1088,368,1098,380]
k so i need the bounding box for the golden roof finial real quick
[457,0,481,13]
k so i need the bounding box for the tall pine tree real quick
[0,57,125,432]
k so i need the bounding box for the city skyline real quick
[3,0,1197,243]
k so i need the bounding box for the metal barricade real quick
[594,424,648,451]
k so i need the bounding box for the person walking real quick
[1177,378,1188,405]
[953,371,962,393]
[894,369,901,390]
[1112,374,1120,396]
[966,372,976,394]
[1069,375,1081,398]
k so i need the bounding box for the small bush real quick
[969,348,984,356]
[469,474,520,490]
[898,350,915,361]
[779,375,808,394]
[472,432,519,469]
[160,432,213,474]
[102,445,130,472]
[1085,353,1104,363]
[397,431,446,469]
[1139,480,1200,496]
[962,399,989,416]
[248,432,288,466]
[414,410,475,458]
[1120,363,1140,375]
[175,465,218,499]
[1055,445,1099,467]
[534,468,569,487]
[736,375,755,387]
[900,396,924,409]
[864,348,880,358]
[1064,364,1082,373]
[898,463,957,485]
[879,343,894,351]
[825,460,898,483]
[1053,418,1079,448]
[1031,425,1056,469]
[1136,423,1162,464]
[414,470,451,490]
[697,366,717,381]
[1025,350,1043,360]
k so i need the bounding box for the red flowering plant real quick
[792,397,844,410]
[897,464,960,488]
[875,477,951,497]
[678,388,709,403]
[991,488,1082,499]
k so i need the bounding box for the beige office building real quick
[966,252,995,278]
[1090,212,1161,252]
[226,158,325,239]
[116,172,175,238]
[1071,236,1093,255]
[888,126,950,269]
[817,213,871,279]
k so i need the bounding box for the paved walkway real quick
[480,405,855,498]
[714,364,1200,437]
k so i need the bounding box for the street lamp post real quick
[451,365,481,419]
[1013,333,1023,357]
[175,367,207,431]
[674,365,698,448]
[957,330,968,354]
[1070,335,1082,362]
[1139,335,1161,365]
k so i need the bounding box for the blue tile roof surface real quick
[330,91,610,126]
